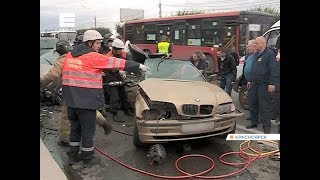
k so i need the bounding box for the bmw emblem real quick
[195,98,200,102]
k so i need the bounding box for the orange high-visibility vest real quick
[62,52,126,89]
[105,50,127,59]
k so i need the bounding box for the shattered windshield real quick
[144,58,206,82]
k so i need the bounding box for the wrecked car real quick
[125,45,244,147]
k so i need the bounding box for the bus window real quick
[201,19,221,47]
[144,23,157,44]
[134,23,145,43]
[187,20,201,46]
[173,20,186,45]
[221,24,237,51]
[157,23,172,43]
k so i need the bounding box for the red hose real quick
[94,144,263,179]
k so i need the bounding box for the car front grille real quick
[200,105,213,115]
[182,104,198,115]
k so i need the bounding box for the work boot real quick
[83,156,101,168]
[57,140,69,147]
[112,113,124,123]
[271,119,280,125]
[67,154,81,165]
[123,108,134,116]
[246,124,257,129]
[102,123,113,135]
[263,128,270,134]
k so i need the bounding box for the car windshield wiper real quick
[45,59,52,65]
[156,59,165,71]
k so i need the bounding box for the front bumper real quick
[136,111,243,143]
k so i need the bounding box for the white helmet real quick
[112,38,125,49]
[83,30,103,42]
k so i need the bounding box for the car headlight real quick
[217,103,235,114]
[142,109,161,120]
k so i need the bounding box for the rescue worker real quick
[245,36,277,134]
[98,33,114,55]
[156,35,172,57]
[73,34,83,46]
[62,30,149,167]
[217,47,237,96]
[40,40,113,147]
[104,38,133,122]
[72,34,83,46]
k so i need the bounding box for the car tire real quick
[239,85,249,110]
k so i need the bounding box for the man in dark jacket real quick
[245,36,277,134]
[98,33,114,55]
[217,47,237,96]
[62,30,149,168]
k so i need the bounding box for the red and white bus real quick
[123,11,276,75]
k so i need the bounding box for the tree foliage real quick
[76,27,112,36]
[115,23,124,39]
[172,8,206,16]
[248,6,280,21]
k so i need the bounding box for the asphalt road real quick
[40,91,280,180]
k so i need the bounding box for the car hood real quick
[138,78,232,105]
[40,64,53,79]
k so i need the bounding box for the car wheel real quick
[133,118,146,147]
[239,85,249,110]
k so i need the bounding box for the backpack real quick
[227,49,240,66]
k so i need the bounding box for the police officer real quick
[40,40,113,146]
[156,35,172,56]
[62,30,149,167]
[217,47,237,96]
[98,33,114,55]
[245,36,277,134]
[104,39,133,122]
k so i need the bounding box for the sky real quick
[40,0,280,33]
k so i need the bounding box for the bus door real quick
[220,21,238,53]
[157,23,173,43]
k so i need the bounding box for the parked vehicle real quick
[40,37,59,56]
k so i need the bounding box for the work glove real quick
[139,64,150,72]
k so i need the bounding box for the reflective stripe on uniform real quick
[69,142,80,146]
[114,58,121,69]
[105,57,122,69]
[62,79,101,87]
[81,147,94,151]
[63,71,101,79]
[105,57,115,69]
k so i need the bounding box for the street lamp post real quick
[82,6,96,29]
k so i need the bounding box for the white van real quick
[263,20,280,47]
